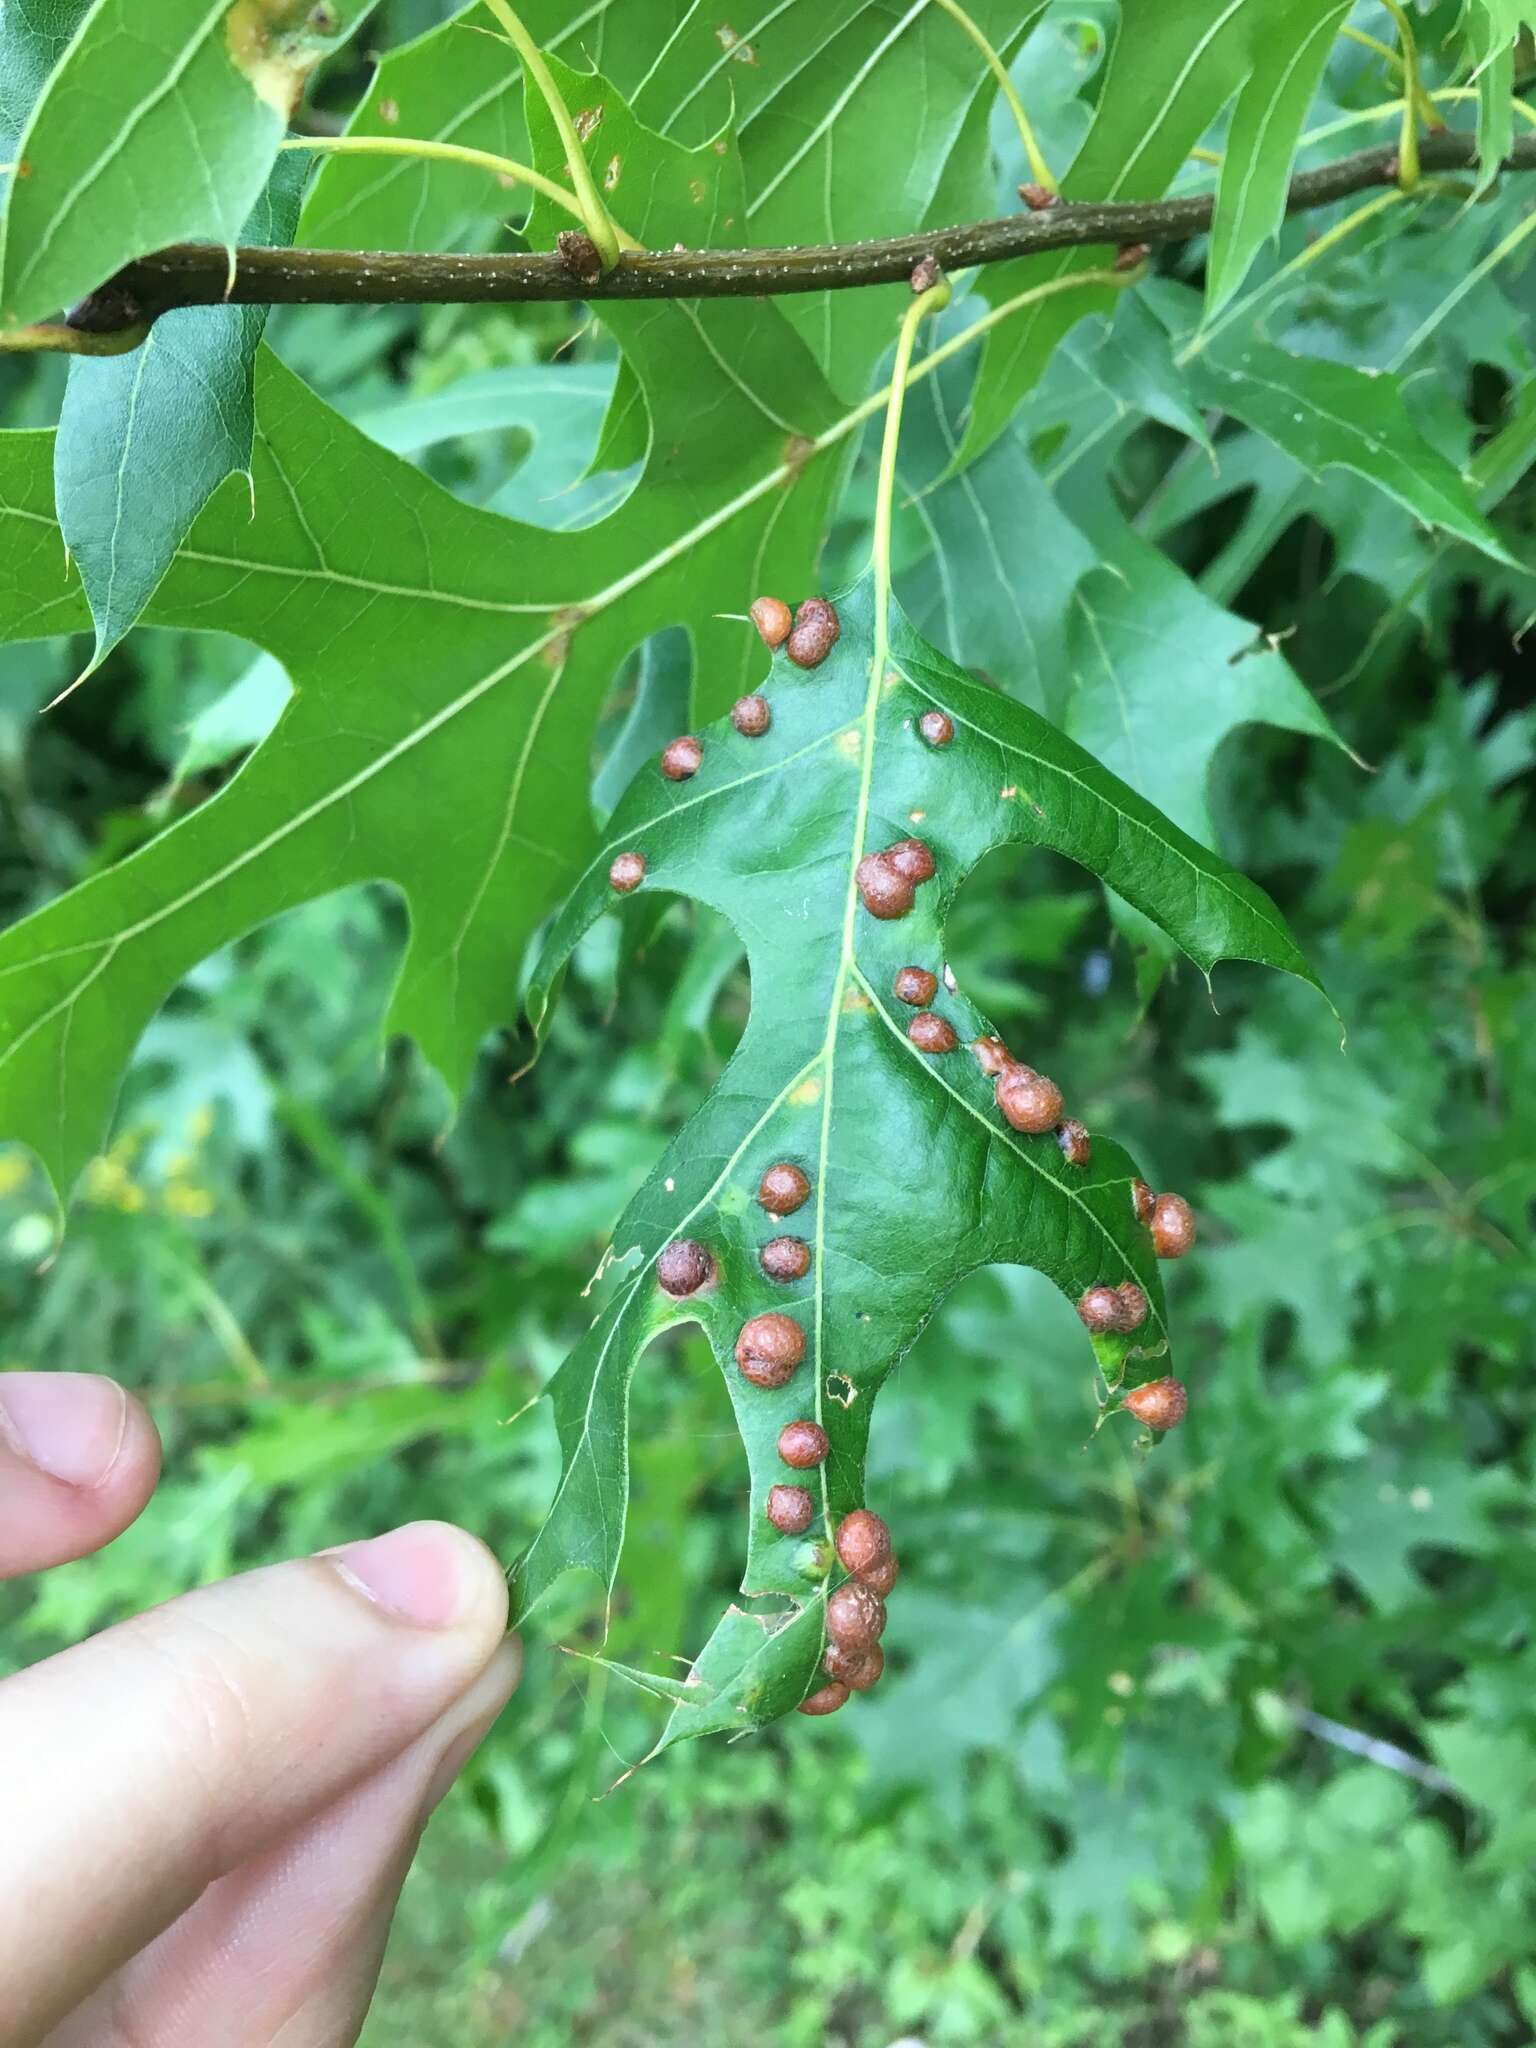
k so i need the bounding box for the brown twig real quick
[31,130,1536,350]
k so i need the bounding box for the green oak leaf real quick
[0,0,370,327]
[682,0,1046,403]
[300,0,1034,400]
[895,307,1344,832]
[297,0,683,253]
[0,0,82,161]
[892,313,1346,992]
[1461,2,1518,196]
[1185,332,1518,564]
[0,79,858,1199]
[54,155,308,669]
[960,0,1354,466]
[1203,0,1350,317]
[516,572,1323,1745]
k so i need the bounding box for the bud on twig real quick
[556,229,604,284]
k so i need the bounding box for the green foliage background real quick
[1,1,1535,2042]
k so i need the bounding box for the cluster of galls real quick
[1072,1178,1199,1433]
[607,593,845,897]
[638,585,1195,1733]
[798,1508,897,1717]
[654,1161,814,1385]
[653,1157,894,1723]
[857,837,935,923]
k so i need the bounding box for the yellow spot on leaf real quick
[789,1077,823,1107]
[542,605,587,668]
[604,154,622,190]
[840,985,873,1014]
[780,433,816,481]
[574,105,604,142]
[226,0,328,118]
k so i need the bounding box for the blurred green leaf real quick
[1186,333,1518,562]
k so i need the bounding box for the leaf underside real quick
[518,574,1322,1748]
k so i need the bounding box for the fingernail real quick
[322,1522,484,1630]
[0,1372,128,1488]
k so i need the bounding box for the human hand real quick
[0,1370,519,2048]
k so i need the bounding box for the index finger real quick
[0,1520,510,2047]
[0,1372,161,1577]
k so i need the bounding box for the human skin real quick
[0,1370,520,2048]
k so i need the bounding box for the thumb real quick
[0,1520,509,2048]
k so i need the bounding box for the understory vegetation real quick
[1,0,1534,2040]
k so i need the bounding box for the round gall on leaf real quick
[766,1483,815,1535]
[760,1234,811,1282]
[1056,1119,1092,1168]
[825,1641,884,1691]
[778,1419,829,1468]
[656,1239,714,1298]
[996,1067,1064,1134]
[749,595,792,649]
[798,1681,850,1716]
[844,1643,884,1691]
[860,1551,899,1598]
[834,1509,891,1578]
[734,1312,805,1388]
[758,1162,810,1216]
[660,735,702,781]
[1114,1282,1149,1333]
[731,693,771,737]
[738,1353,798,1391]
[786,596,840,668]
[887,837,935,884]
[826,1579,886,1651]
[1151,1193,1196,1259]
[608,851,645,893]
[855,852,914,921]
[971,1035,1012,1077]
[1077,1286,1122,1335]
[1124,1377,1188,1431]
[918,709,954,747]
[908,1012,958,1054]
[893,966,938,1006]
